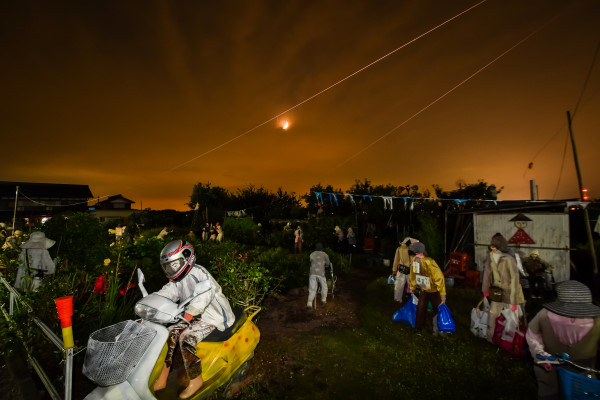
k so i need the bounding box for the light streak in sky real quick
[166,0,488,173]
[332,13,561,171]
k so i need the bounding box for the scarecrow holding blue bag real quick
[408,242,449,336]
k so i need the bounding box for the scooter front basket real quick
[83,320,156,386]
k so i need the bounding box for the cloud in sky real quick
[2,0,599,210]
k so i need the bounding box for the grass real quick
[239,276,537,400]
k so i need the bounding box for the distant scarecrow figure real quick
[15,231,56,292]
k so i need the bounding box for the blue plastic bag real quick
[393,299,416,327]
[437,303,456,333]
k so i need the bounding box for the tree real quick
[42,212,109,271]
[188,182,231,224]
[432,180,502,202]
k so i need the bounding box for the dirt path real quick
[256,265,382,337]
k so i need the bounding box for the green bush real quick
[222,217,260,245]
[42,212,111,274]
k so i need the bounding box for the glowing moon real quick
[282,121,289,130]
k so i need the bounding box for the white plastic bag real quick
[470,298,489,339]
[500,306,523,342]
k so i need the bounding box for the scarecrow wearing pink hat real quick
[15,231,56,292]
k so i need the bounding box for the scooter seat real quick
[203,307,247,342]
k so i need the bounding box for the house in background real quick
[0,181,93,227]
[89,194,137,223]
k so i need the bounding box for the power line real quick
[333,15,557,170]
[17,189,112,208]
[552,131,571,200]
[165,0,489,173]
[571,32,600,119]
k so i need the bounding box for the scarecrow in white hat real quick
[15,231,56,292]
[523,249,551,299]
[2,229,23,250]
[526,280,600,400]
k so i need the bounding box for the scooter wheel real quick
[223,359,252,398]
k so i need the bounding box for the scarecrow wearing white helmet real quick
[153,240,235,399]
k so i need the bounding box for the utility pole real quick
[12,185,19,232]
[567,111,598,278]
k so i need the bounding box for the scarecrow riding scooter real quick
[82,269,261,400]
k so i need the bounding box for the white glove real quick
[411,293,419,305]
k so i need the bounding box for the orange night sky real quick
[2,0,599,211]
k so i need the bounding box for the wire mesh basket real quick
[82,320,157,386]
[558,367,600,400]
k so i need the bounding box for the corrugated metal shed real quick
[474,212,570,282]
[448,200,587,284]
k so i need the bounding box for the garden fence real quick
[0,273,74,400]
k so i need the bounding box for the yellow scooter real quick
[83,270,260,400]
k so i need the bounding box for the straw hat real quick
[20,231,55,249]
[543,280,600,318]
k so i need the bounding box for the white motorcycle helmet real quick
[160,240,196,281]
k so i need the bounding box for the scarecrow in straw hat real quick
[2,229,23,250]
[526,280,600,400]
[15,231,56,292]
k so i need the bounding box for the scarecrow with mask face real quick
[526,280,600,399]
[481,232,525,343]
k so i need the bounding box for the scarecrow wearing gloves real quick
[152,240,235,399]
[408,241,446,334]
[526,280,600,399]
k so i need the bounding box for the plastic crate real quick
[465,270,481,287]
[449,252,469,272]
[558,367,600,400]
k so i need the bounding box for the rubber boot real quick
[153,364,171,392]
[179,375,203,399]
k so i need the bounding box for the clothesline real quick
[312,191,498,210]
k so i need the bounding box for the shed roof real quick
[0,181,93,199]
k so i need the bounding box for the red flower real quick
[93,276,107,294]
[120,283,136,296]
